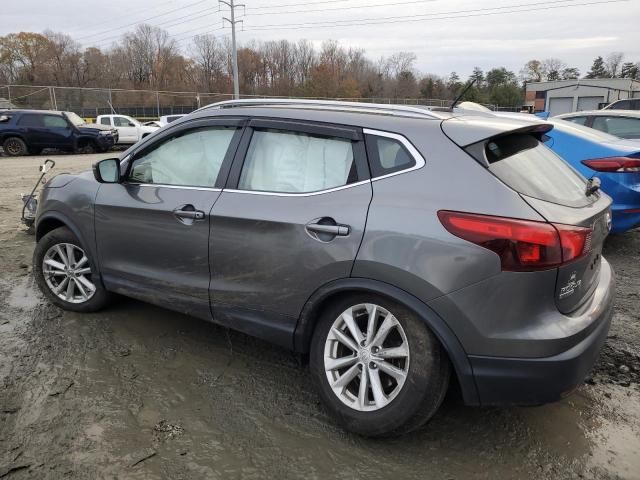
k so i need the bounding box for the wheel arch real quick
[294,277,480,405]
[36,211,90,250]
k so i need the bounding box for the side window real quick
[593,116,640,138]
[17,114,44,127]
[43,115,69,128]
[238,129,356,193]
[114,117,133,127]
[128,127,239,187]
[610,100,630,110]
[100,117,111,126]
[365,134,416,178]
[566,116,587,126]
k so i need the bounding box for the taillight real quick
[437,211,592,271]
[582,157,640,172]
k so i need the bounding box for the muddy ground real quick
[0,153,639,480]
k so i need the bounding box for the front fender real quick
[293,277,479,405]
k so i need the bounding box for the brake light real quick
[437,211,592,271]
[582,157,640,172]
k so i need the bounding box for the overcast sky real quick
[3,0,640,78]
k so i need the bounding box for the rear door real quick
[94,118,244,318]
[209,118,372,346]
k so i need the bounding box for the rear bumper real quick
[468,262,615,406]
[469,305,612,405]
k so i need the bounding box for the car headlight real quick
[99,130,111,136]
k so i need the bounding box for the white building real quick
[525,78,640,116]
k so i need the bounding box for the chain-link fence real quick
[1,84,519,120]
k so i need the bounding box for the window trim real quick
[123,117,246,189]
[363,128,426,181]
[225,118,369,195]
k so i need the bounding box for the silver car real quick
[33,99,615,436]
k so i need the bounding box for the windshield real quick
[486,133,592,207]
[65,112,86,126]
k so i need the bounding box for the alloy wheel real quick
[42,243,96,304]
[324,303,410,412]
[5,139,23,155]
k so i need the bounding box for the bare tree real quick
[542,58,567,81]
[605,52,624,78]
[191,34,226,92]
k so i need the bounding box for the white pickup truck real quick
[96,114,159,144]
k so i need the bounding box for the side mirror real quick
[93,158,121,183]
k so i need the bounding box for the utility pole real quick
[220,0,244,99]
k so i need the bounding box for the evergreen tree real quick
[585,56,609,78]
[621,62,639,79]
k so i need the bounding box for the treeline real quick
[0,26,638,108]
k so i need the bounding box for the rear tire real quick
[310,294,450,437]
[33,227,110,313]
[3,137,28,156]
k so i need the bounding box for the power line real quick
[76,0,211,40]
[245,0,352,10]
[244,0,438,16]
[242,0,629,31]
[64,0,179,33]
[90,7,221,48]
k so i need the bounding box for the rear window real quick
[485,134,592,207]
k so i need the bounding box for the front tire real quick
[3,137,28,156]
[33,227,110,312]
[310,294,449,437]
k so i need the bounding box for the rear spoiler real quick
[441,114,553,148]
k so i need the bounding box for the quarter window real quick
[238,129,357,193]
[565,116,587,126]
[128,127,239,187]
[365,134,416,177]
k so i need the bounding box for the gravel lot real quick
[1,153,639,479]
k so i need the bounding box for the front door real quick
[113,116,139,143]
[94,118,244,318]
[210,119,372,346]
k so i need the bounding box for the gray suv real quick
[33,100,615,437]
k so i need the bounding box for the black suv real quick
[0,110,118,156]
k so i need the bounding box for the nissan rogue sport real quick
[32,100,615,436]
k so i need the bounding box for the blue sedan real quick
[544,119,640,234]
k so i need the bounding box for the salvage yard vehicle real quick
[0,110,117,155]
[555,110,640,139]
[604,98,640,111]
[542,119,640,233]
[96,114,158,144]
[32,99,615,437]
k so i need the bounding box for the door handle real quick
[306,222,350,237]
[175,209,205,220]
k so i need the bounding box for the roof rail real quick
[196,98,448,120]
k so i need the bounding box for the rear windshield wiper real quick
[586,177,601,197]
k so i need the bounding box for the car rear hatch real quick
[442,115,612,314]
